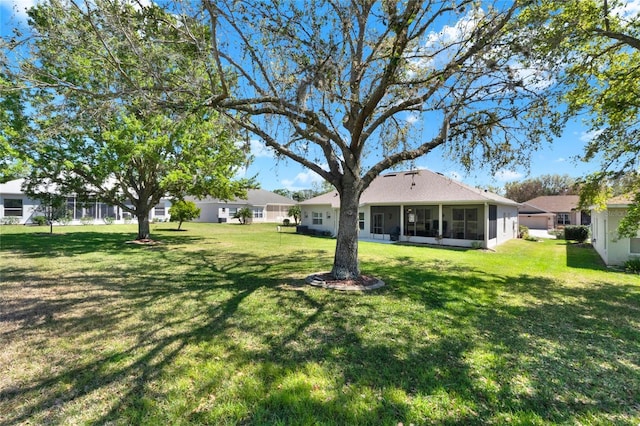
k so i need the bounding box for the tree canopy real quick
[199,0,560,278]
[504,174,578,203]
[2,0,253,239]
[520,0,640,237]
[4,1,563,277]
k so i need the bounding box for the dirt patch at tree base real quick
[124,239,163,245]
[305,272,385,291]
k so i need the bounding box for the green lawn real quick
[1,222,639,425]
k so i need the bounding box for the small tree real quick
[234,207,253,225]
[26,180,67,234]
[288,205,302,225]
[168,200,201,231]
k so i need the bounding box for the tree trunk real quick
[137,212,151,240]
[331,184,361,280]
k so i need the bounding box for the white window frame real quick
[3,198,23,217]
[312,211,323,225]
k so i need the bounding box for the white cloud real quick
[555,157,566,163]
[494,169,523,182]
[249,139,276,158]
[579,129,604,143]
[614,0,640,18]
[280,166,326,190]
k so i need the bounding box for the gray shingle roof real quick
[523,195,580,213]
[300,169,518,207]
[188,189,295,206]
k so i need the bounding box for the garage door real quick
[519,215,548,230]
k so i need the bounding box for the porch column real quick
[438,204,443,237]
[400,204,404,241]
[484,202,489,248]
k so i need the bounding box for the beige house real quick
[591,196,639,266]
[519,195,590,230]
[187,189,295,223]
[298,169,519,249]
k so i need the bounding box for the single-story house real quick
[298,169,520,249]
[519,195,590,230]
[184,189,295,223]
[591,196,639,266]
[0,178,171,225]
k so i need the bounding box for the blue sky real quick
[243,116,600,193]
[0,0,606,193]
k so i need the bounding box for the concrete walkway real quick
[528,229,556,239]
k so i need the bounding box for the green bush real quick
[103,216,115,225]
[234,207,253,225]
[283,218,290,226]
[518,225,529,239]
[625,258,640,274]
[32,215,47,226]
[564,225,590,243]
[57,215,72,226]
[80,216,94,225]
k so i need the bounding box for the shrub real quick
[103,216,115,225]
[283,218,291,226]
[518,225,529,239]
[32,215,47,226]
[564,225,590,243]
[1,216,19,225]
[57,215,72,226]
[80,216,94,225]
[234,207,253,224]
[625,258,640,274]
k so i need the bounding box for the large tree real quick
[520,0,640,237]
[6,1,559,277]
[2,0,252,240]
[199,0,559,279]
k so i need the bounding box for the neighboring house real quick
[591,196,639,266]
[298,169,520,249]
[0,178,171,225]
[186,189,295,224]
[519,195,590,230]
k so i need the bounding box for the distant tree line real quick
[504,174,579,203]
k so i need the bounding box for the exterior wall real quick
[0,193,172,225]
[300,202,518,248]
[591,207,638,266]
[299,205,338,235]
[266,204,293,223]
[0,193,41,225]
[496,205,519,246]
[194,202,293,223]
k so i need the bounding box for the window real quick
[154,204,166,216]
[452,207,479,240]
[489,205,497,239]
[3,198,23,216]
[253,208,263,218]
[358,212,365,230]
[557,213,571,225]
[312,211,323,225]
[631,238,640,254]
